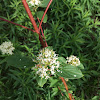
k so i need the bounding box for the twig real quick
[37,17,48,47]
[58,86,64,96]
[60,77,72,100]
[37,17,44,37]
[22,0,39,34]
[0,17,35,32]
[22,0,48,48]
[39,0,53,31]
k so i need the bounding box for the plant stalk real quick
[22,0,39,34]
[60,77,72,100]
[22,0,48,47]
[0,17,35,32]
[39,0,53,31]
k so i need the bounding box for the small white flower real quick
[66,55,80,66]
[40,73,44,78]
[55,61,60,68]
[28,0,41,6]
[51,70,55,75]
[0,41,15,55]
[45,75,50,79]
[57,70,60,72]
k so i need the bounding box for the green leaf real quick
[6,53,34,68]
[39,0,50,7]
[57,65,84,79]
[36,77,47,87]
[92,96,99,100]
[0,58,7,64]
[49,77,58,87]
[77,63,84,69]
[37,11,47,23]
[27,88,32,100]
[57,57,67,64]
[51,88,58,97]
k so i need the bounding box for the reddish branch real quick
[37,17,48,48]
[39,0,53,31]
[22,0,47,48]
[60,77,72,100]
[0,17,35,32]
[58,86,64,96]
[22,0,39,34]
[37,17,44,37]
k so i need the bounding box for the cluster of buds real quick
[66,55,80,66]
[0,41,15,55]
[32,47,60,79]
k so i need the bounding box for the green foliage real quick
[36,77,47,87]
[45,0,100,99]
[0,0,100,99]
[49,77,58,87]
[37,11,48,23]
[57,57,84,79]
[57,65,83,79]
[6,53,35,68]
[39,0,50,7]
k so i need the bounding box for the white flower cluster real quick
[66,55,80,66]
[32,48,60,79]
[0,41,15,55]
[28,0,41,6]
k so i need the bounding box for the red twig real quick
[22,0,39,34]
[58,86,64,96]
[37,18,48,47]
[0,17,35,32]
[60,77,73,100]
[22,0,48,48]
[39,0,53,31]
[71,94,75,100]
[37,17,44,37]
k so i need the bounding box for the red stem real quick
[39,35,48,48]
[37,3,72,99]
[0,17,35,32]
[39,0,53,31]
[37,18,48,47]
[71,94,75,100]
[58,86,64,96]
[22,0,39,34]
[22,0,48,48]
[37,17,44,37]
[60,77,72,100]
